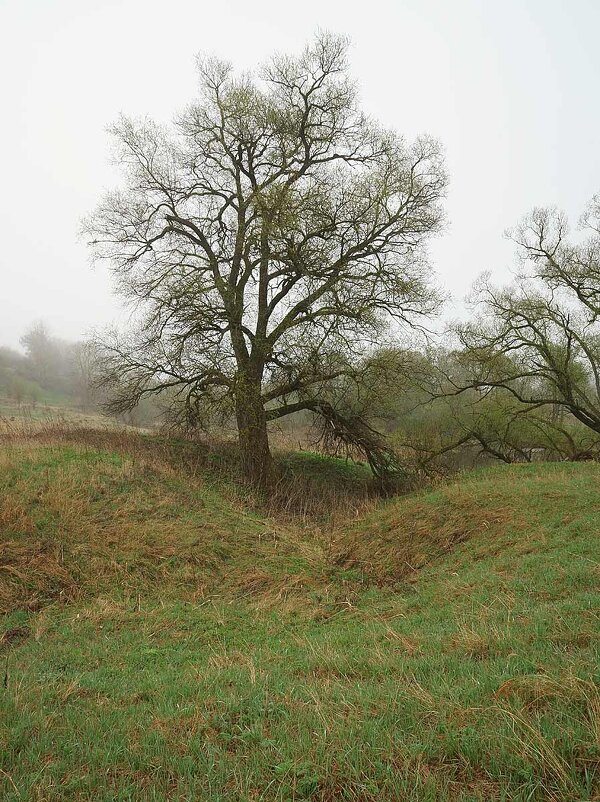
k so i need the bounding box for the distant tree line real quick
[0,322,89,408]
[0,322,161,425]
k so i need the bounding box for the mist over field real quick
[1,0,599,348]
[2,3,600,801]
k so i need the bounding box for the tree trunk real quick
[234,369,274,487]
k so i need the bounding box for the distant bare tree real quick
[69,341,99,410]
[20,322,64,391]
[84,33,446,485]
[454,194,600,441]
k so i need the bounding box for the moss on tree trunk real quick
[234,370,274,488]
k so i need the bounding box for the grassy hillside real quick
[1,434,599,801]
[0,395,129,428]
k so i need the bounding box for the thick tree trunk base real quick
[239,433,274,488]
[235,372,274,488]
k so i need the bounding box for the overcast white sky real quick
[1,0,599,349]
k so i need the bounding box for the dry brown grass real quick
[0,424,528,617]
[330,480,524,584]
[495,673,600,716]
[0,418,383,528]
[0,433,327,614]
[0,539,78,613]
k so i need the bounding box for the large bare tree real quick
[84,34,446,485]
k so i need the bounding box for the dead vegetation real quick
[0,417,383,525]
[0,427,332,614]
[331,480,525,584]
[2,421,599,616]
[1,423,599,801]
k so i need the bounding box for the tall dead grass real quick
[0,430,337,613]
[490,676,600,800]
[0,418,386,526]
[331,483,525,583]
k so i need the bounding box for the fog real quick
[1,0,599,348]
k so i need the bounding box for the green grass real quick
[0,387,73,411]
[280,450,373,484]
[1,440,599,800]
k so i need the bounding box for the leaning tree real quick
[85,33,446,485]
[454,194,600,446]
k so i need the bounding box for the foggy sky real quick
[1,0,599,349]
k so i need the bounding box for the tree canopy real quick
[84,33,446,484]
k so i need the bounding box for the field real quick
[1,426,599,801]
[0,395,126,429]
